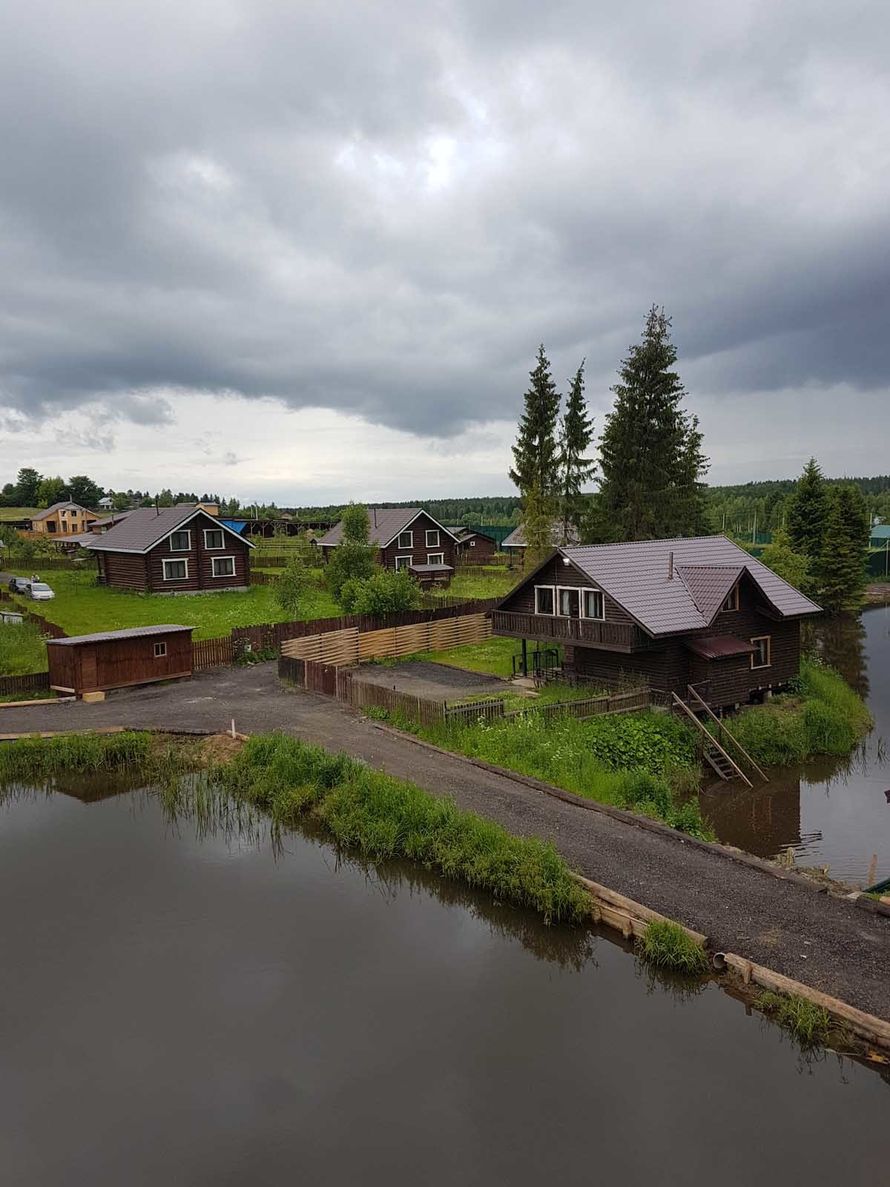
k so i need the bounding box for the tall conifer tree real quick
[787,458,829,560]
[558,360,595,543]
[598,306,708,540]
[814,484,868,611]
[510,345,561,498]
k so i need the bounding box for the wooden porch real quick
[491,609,648,652]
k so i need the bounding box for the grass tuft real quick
[754,990,835,1048]
[638,919,709,975]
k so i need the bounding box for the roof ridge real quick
[564,533,728,551]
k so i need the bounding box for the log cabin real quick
[317,507,459,587]
[447,526,499,565]
[493,535,821,708]
[87,505,254,593]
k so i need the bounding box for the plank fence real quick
[280,613,492,667]
[0,590,67,638]
[192,636,234,670]
[0,671,51,697]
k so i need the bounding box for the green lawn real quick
[0,506,39,522]
[415,636,523,678]
[0,619,51,673]
[432,568,518,601]
[8,571,340,640]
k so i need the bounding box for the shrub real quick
[273,557,313,618]
[340,568,423,615]
[325,541,378,600]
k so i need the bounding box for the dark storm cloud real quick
[1,0,888,441]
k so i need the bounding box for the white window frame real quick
[580,588,605,621]
[427,552,445,566]
[721,585,739,612]
[534,585,556,615]
[162,558,189,581]
[395,555,413,571]
[750,635,771,669]
[154,641,167,658]
[203,528,225,550]
[557,586,581,618]
[397,530,414,550]
[169,530,191,553]
[425,529,440,548]
[211,555,236,578]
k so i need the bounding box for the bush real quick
[273,557,313,618]
[325,541,377,600]
[340,568,423,615]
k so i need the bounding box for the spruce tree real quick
[598,306,709,540]
[510,345,561,498]
[521,481,556,569]
[558,360,595,543]
[814,484,868,611]
[787,458,829,559]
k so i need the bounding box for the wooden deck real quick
[491,609,646,652]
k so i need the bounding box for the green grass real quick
[0,506,39,522]
[754,991,836,1048]
[177,733,592,924]
[8,570,340,641]
[724,658,873,766]
[639,920,709,975]
[0,619,50,673]
[0,731,155,782]
[430,569,519,601]
[415,636,523,678]
[419,709,711,838]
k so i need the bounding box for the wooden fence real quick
[0,670,51,697]
[192,636,234,670]
[441,687,654,729]
[280,613,492,667]
[0,590,67,638]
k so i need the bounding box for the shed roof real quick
[685,635,756,660]
[86,505,255,554]
[47,624,194,647]
[318,507,457,549]
[553,535,821,637]
[869,525,890,541]
[409,562,454,573]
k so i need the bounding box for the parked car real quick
[28,582,55,601]
[8,576,31,594]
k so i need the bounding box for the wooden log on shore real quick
[569,872,709,948]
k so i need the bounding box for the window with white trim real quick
[162,558,188,581]
[558,587,580,617]
[211,556,236,578]
[154,641,167,658]
[427,553,445,566]
[721,586,739,612]
[534,585,555,615]
[750,636,771,669]
[204,528,224,550]
[395,555,413,570]
[397,530,414,549]
[425,529,440,548]
[581,589,605,620]
[170,530,191,552]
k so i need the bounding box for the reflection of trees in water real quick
[804,612,868,699]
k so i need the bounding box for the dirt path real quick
[3,665,889,1020]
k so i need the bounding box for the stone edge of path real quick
[369,721,890,920]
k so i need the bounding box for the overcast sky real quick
[1,1,888,502]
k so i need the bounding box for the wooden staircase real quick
[671,686,769,787]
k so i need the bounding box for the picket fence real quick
[0,670,51,697]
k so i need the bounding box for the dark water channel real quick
[1,782,888,1186]
[701,603,890,884]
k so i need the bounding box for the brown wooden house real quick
[317,507,459,587]
[447,526,499,564]
[88,505,254,593]
[47,625,194,695]
[493,536,821,708]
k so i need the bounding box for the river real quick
[0,782,887,1185]
[701,602,890,885]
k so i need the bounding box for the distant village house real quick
[317,507,458,587]
[28,501,99,537]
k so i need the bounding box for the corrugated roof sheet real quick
[502,522,578,549]
[47,625,194,646]
[675,564,744,620]
[685,635,756,660]
[318,508,455,548]
[560,535,821,636]
[88,506,254,554]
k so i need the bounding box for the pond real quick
[0,781,888,1185]
[701,603,890,885]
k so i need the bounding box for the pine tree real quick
[787,458,829,560]
[814,485,868,611]
[510,345,561,498]
[558,360,595,543]
[598,306,709,540]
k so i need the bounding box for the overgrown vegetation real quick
[639,919,709,975]
[754,991,835,1049]
[419,709,711,838]
[340,567,422,615]
[725,658,872,766]
[0,731,156,782]
[193,733,591,923]
[0,619,50,674]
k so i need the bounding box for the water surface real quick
[0,785,888,1186]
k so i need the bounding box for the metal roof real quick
[47,624,194,646]
[318,507,457,549]
[685,635,756,660]
[87,505,255,554]
[556,535,821,637]
[502,522,579,549]
[869,525,890,541]
[409,562,454,572]
[675,564,744,621]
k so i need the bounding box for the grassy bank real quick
[0,731,156,781]
[0,620,50,674]
[414,709,711,838]
[724,659,872,766]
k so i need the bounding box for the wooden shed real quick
[47,625,194,696]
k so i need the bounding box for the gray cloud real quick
[1,0,888,456]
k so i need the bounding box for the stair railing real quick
[686,685,769,783]
[671,693,753,788]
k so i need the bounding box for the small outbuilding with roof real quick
[47,625,194,696]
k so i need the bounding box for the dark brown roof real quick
[47,625,194,646]
[86,505,255,554]
[552,535,821,636]
[318,508,457,549]
[675,564,744,620]
[685,635,756,660]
